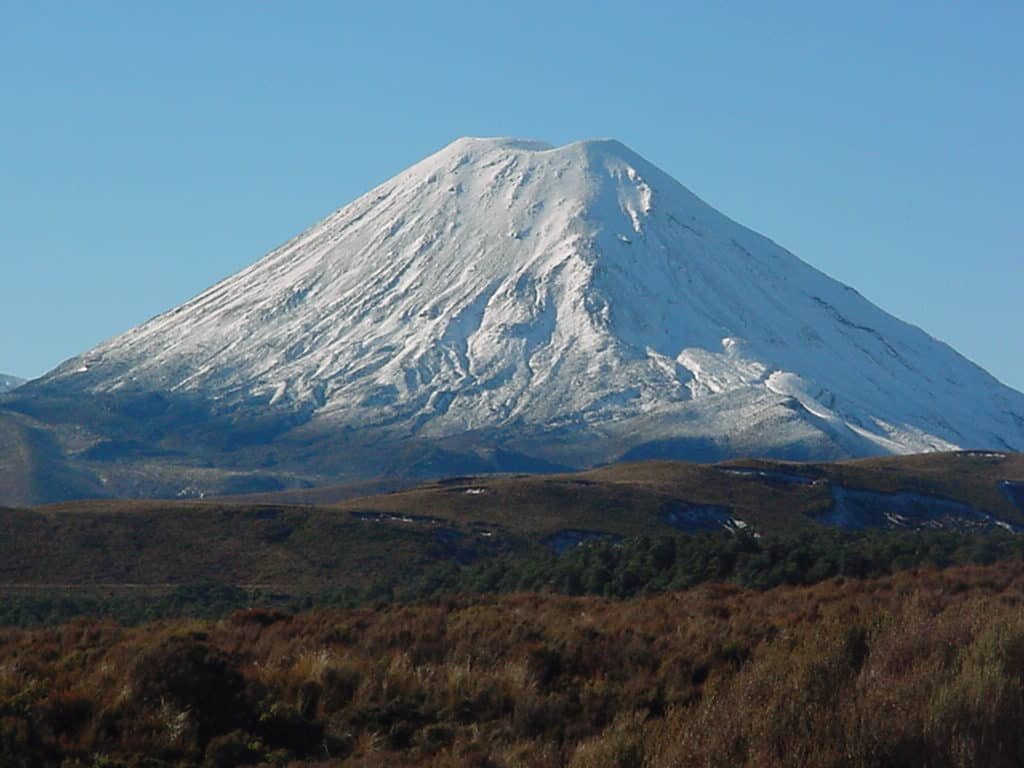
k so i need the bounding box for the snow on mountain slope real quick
[0,374,25,394]
[40,137,1024,459]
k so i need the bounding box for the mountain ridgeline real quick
[0,374,24,394]
[3,137,1023,504]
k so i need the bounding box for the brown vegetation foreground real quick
[6,563,1024,767]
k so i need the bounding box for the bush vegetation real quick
[386,527,1024,601]
[5,562,1024,765]
[4,527,1024,628]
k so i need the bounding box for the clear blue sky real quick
[3,1,1022,391]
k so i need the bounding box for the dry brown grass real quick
[5,563,1024,765]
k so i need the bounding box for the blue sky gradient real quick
[2,1,1022,390]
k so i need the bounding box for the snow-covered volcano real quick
[39,137,1024,461]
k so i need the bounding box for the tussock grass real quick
[5,563,1024,765]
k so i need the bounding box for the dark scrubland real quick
[3,526,1024,627]
[6,563,1024,766]
[2,453,1023,626]
[2,452,1022,588]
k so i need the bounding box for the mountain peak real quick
[36,137,1024,465]
[439,136,633,153]
[442,136,555,153]
[425,136,652,174]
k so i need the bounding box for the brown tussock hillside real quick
[5,562,1024,766]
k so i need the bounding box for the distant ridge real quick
[0,374,25,394]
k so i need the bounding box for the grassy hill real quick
[322,451,1024,533]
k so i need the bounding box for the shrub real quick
[129,638,252,749]
[204,729,261,768]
